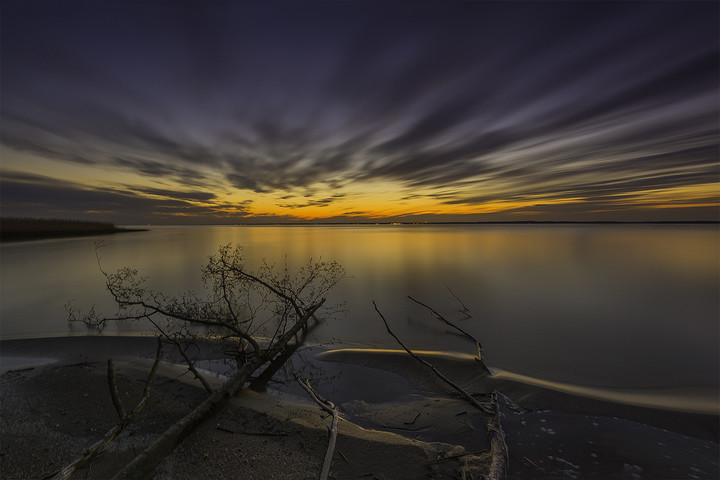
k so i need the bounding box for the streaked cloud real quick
[1,1,717,222]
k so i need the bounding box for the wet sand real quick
[1,336,718,479]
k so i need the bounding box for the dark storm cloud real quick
[1,1,717,219]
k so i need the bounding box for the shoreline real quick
[1,336,718,479]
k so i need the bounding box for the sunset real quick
[1,1,717,223]
[1,2,718,479]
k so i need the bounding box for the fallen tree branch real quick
[173,339,214,394]
[294,372,339,480]
[111,299,325,480]
[374,300,509,479]
[49,337,163,480]
[373,301,493,415]
[486,392,509,480]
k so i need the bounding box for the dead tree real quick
[68,243,344,479]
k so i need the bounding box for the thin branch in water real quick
[373,301,493,415]
[407,295,488,366]
[444,282,470,313]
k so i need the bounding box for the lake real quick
[1,224,717,398]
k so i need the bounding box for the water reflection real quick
[1,224,717,391]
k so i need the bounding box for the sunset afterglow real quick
[1,1,717,223]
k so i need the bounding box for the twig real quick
[380,423,427,432]
[216,426,290,436]
[373,301,493,415]
[293,372,339,480]
[404,412,421,425]
[427,450,488,464]
[495,390,530,413]
[338,450,352,464]
[443,282,470,312]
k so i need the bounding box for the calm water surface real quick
[1,224,718,395]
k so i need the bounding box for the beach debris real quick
[64,243,344,479]
[404,412,422,425]
[48,337,163,480]
[113,300,326,480]
[373,301,509,479]
[293,372,339,480]
[374,301,493,415]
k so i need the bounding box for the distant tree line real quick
[0,217,137,241]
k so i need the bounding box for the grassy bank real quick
[0,217,144,242]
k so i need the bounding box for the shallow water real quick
[1,224,718,393]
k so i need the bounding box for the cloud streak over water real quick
[1,1,718,222]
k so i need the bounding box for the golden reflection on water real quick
[1,224,717,393]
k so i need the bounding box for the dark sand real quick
[1,337,718,479]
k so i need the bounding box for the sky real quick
[1,1,718,224]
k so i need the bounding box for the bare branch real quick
[444,282,470,313]
[50,337,163,480]
[373,301,493,415]
[107,359,126,422]
[486,392,509,480]
[174,339,213,394]
[111,299,326,480]
[294,372,339,480]
[407,295,488,365]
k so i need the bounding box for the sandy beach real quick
[1,336,718,479]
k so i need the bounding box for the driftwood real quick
[373,301,508,480]
[293,372,339,480]
[110,299,325,480]
[49,338,163,480]
[486,392,509,480]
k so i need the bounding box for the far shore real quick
[0,217,147,242]
[1,335,718,479]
